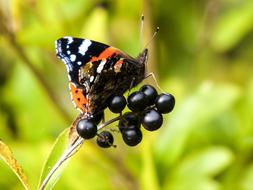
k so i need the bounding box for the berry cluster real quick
[76,84,175,148]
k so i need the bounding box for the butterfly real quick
[55,36,148,116]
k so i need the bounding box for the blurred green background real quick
[1,0,253,189]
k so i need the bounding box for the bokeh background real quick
[1,0,253,189]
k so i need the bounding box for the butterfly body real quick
[55,37,148,116]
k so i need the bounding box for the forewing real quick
[55,37,109,84]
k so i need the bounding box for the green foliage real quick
[1,0,253,190]
[0,140,29,190]
[38,128,72,190]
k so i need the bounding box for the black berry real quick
[108,95,126,113]
[155,93,175,113]
[118,112,141,132]
[76,119,97,139]
[88,111,104,125]
[122,128,142,146]
[141,109,163,131]
[97,131,114,148]
[127,91,149,112]
[139,85,158,105]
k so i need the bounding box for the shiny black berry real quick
[122,125,139,131]
[88,111,104,125]
[141,109,163,131]
[127,91,149,112]
[155,93,175,113]
[139,85,158,105]
[122,128,142,146]
[108,95,126,113]
[118,112,141,132]
[76,119,97,139]
[97,131,114,148]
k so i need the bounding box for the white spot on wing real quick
[55,41,58,52]
[67,74,71,81]
[79,40,92,55]
[77,61,82,65]
[67,50,71,55]
[64,36,73,44]
[96,59,107,73]
[90,75,94,82]
[70,54,76,62]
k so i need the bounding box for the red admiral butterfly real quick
[55,37,148,116]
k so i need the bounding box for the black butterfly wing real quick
[55,37,109,84]
[55,36,147,114]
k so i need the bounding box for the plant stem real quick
[39,115,122,190]
[97,115,121,130]
[39,136,84,190]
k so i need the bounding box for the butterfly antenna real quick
[140,14,144,51]
[143,27,159,49]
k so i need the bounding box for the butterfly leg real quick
[101,111,105,123]
[145,72,165,93]
[127,77,136,96]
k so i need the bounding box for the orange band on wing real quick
[90,47,119,62]
[69,82,88,113]
[114,59,123,73]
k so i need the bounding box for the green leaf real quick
[173,147,233,177]
[0,140,30,190]
[167,177,220,190]
[155,82,240,167]
[38,127,80,190]
[164,147,233,190]
[80,7,108,42]
[211,1,253,52]
[141,141,160,190]
[241,164,253,190]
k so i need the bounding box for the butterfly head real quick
[137,48,148,65]
[136,48,148,79]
